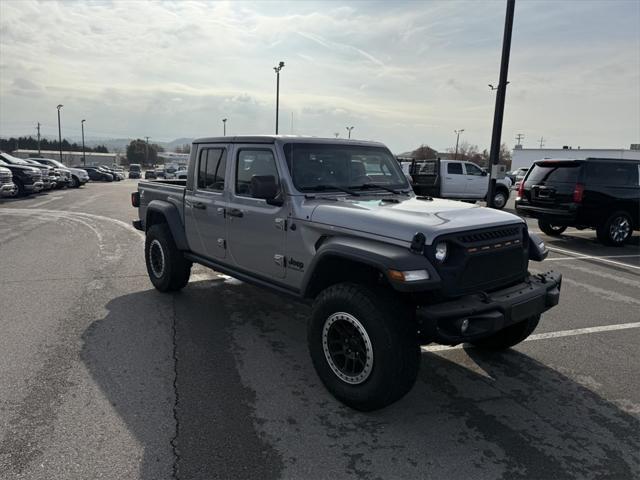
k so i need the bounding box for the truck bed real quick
[137,179,187,228]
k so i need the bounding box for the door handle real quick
[192,201,206,210]
[227,208,243,218]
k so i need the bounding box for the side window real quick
[447,162,463,175]
[465,163,483,176]
[197,148,226,191]
[236,149,279,197]
[587,162,639,186]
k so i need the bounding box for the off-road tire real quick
[308,283,420,411]
[538,220,567,236]
[145,223,192,292]
[470,315,540,350]
[596,211,633,246]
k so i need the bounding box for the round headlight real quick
[435,241,448,263]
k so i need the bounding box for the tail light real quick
[572,183,584,203]
[517,181,524,198]
[131,191,140,207]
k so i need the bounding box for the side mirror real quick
[481,170,488,176]
[251,175,279,202]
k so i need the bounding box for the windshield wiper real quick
[301,185,360,196]
[350,183,410,195]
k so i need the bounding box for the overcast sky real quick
[1,0,638,153]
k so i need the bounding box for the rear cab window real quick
[447,163,463,175]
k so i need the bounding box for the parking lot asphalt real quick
[1,183,639,480]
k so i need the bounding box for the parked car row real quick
[0,151,92,198]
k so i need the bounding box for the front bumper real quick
[1,183,17,197]
[25,181,44,192]
[417,271,561,345]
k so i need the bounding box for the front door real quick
[184,145,229,259]
[226,145,287,279]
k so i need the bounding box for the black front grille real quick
[458,227,520,244]
[430,224,528,296]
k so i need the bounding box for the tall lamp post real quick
[81,119,86,166]
[487,0,515,208]
[273,61,285,134]
[454,129,465,159]
[346,126,354,139]
[56,104,64,162]
[222,118,227,136]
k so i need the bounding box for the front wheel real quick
[308,283,420,411]
[538,220,567,236]
[145,223,192,292]
[597,211,633,246]
[470,315,540,350]
[71,176,80,188]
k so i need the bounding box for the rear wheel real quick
[470,315,540,350]
[597,211,633,246]
[308,283,420,411]
[14,179,28,197]
[538,219,567,236]
[145,223,192,292]
[492,189,509,210]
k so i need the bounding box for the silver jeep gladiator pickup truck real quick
[132,136,561,411]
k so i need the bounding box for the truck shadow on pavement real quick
[82,279,640,480]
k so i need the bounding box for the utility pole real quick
[81,119,86,166]
[346,126,354,139]
[515,133,524,146]
[145,136,150,166]
[487,0,515,208]
[274,61,285,134]
[36,123,41,156]
[222,118,227,136]
[56,104,64,162]
[454,129,465,159]
[538,136,545,148]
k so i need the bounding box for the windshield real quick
[283,143,409,193]
[130,165,141,171]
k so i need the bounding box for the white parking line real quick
[547,246,640,270]
[546,254,640,261]
[422,321,640,353]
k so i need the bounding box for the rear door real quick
[523,161,583,208]
[225,145,287,279]
[441,161,466,197]
[184,145,229,259]
[463,162,487,198]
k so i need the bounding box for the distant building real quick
[11,149,122,167]
[511,145,640,170]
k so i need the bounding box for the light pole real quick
[81,119,86,166]
[274,61,285,134]
[56,104,63,162]
[487,0,515,208]
[222,118,227,136]
[454,129,464,159]
[346,126,354,139]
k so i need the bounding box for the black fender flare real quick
[300,236,440,297]
[145,200,189,250]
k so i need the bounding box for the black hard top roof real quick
[192,135,386,148]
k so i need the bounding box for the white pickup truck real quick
[408,158,512,209]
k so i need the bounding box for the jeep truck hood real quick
[308,196,523,244]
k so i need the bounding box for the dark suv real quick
[515,158,639,246]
